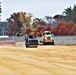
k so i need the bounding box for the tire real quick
[25,42,29,48]
[43,42,46,45]
[51,41,54,45]
[26,43,29,47]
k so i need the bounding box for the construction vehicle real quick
[40,31,54,45]
[25,31,38,48]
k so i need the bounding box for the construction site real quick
[0,1,76,75]
[0,33,76,75]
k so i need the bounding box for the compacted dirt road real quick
[0,45,76,75]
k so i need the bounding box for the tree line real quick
[3,5,76,36]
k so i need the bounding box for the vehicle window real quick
[46,32,51,35]
[29,35,33,38]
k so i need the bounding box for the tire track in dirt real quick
[0,57,53,75]
[0,52,53,75]
[0,45,76,75]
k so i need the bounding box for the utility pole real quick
[0,2,2,22]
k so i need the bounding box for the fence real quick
[53,36,76,44]
[0,36,76,45]
[0,36,15,45]
[13,36,76,44]
[9,36,25,42]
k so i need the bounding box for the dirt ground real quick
[0,44,76,75]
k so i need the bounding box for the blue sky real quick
[1,0,76,21]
